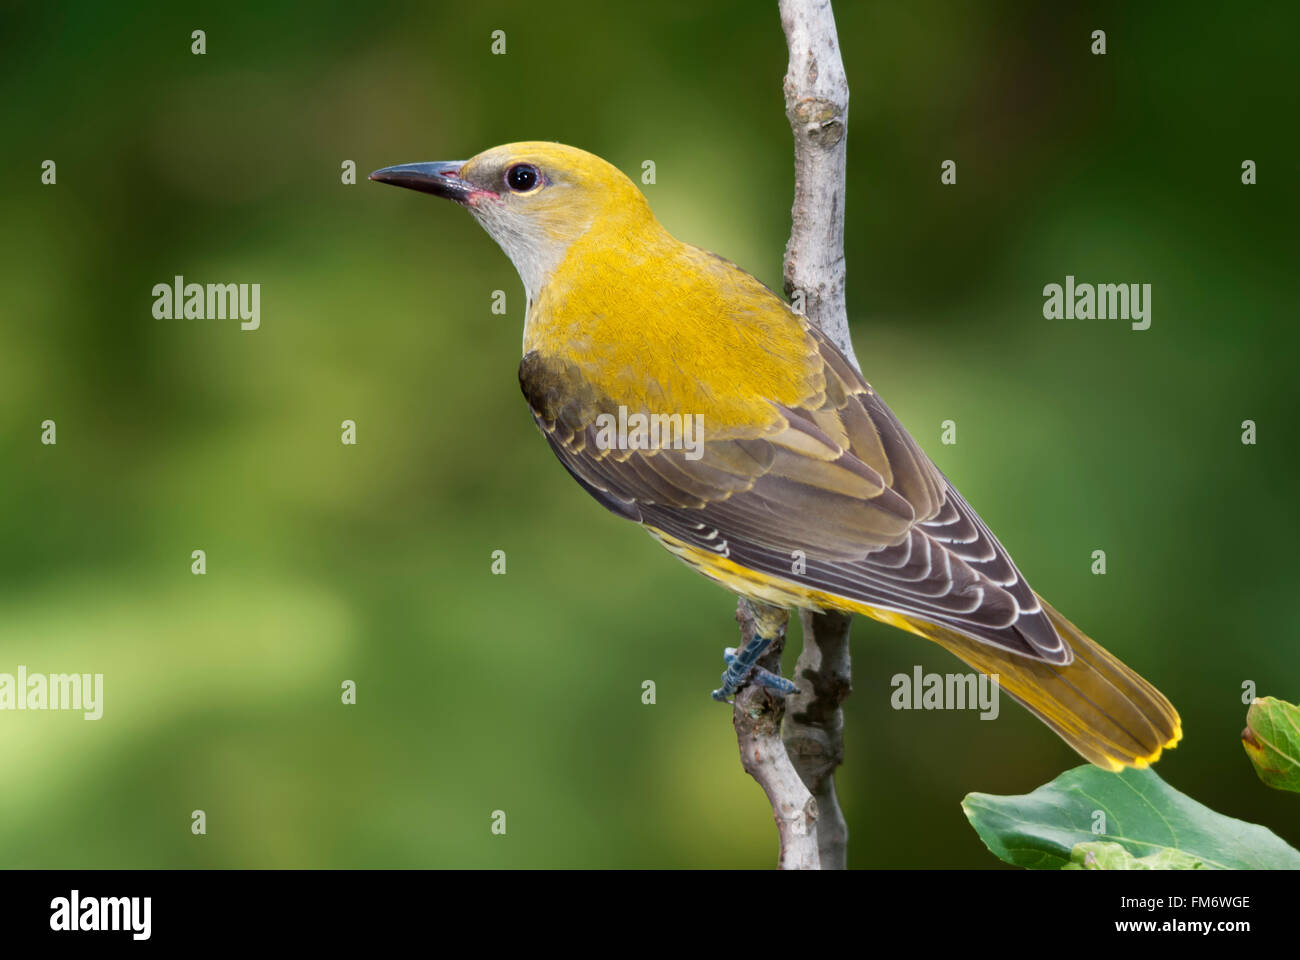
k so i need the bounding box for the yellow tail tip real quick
[1103,719,1183,772]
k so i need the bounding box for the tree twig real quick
[780,0,855,870]
[786,610,852,868]
[779,0,856,366]
[730,0,855,871]
[731,599,820,870]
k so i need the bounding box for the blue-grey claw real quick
[711,637,796,701]
[751,667,798,695]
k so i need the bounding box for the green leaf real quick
[1242,697,1300,793]
[962,765,1300,870]
[1063,841,1210,870]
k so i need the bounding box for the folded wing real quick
[520,323,1069,665]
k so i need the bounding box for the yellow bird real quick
[370,142,1181,771]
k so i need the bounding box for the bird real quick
[369,142,1181,771]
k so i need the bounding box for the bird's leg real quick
[712,601,798,702]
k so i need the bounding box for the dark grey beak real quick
[369,161,473,202]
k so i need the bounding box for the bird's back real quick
[526,226,825,438]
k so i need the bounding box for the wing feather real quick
[520,323,1068,664]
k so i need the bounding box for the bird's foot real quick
[710,637,799,703]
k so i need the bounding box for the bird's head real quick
[370,142,654,303]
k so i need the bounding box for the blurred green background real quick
[2,0,1297,868]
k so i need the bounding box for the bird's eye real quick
[505,163,541,193]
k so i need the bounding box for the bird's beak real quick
[368,161,473,203]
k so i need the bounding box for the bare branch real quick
[779,0,856,368]
[786,609,853,867]
[737,0,854,871]
[732,0,855,871]
[730,599,820,870]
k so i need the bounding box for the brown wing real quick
[519,325,1068,664]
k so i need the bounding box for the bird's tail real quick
[860,595,1182,770]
